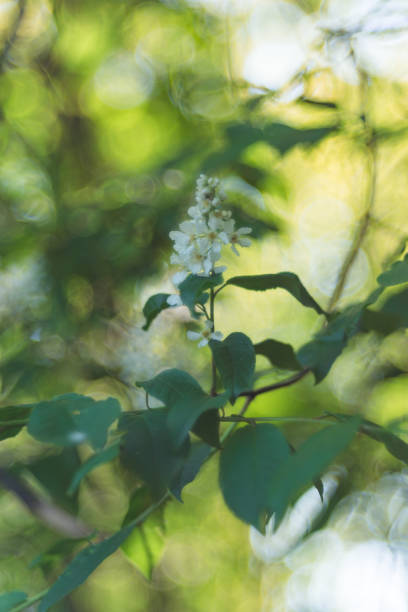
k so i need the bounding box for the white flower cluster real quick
[169,174,252,286]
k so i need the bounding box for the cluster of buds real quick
[169,174,252,286]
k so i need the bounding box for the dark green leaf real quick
[219,424,291,531]
[297,304,364,383]
[0,591,27,612]
[254,339,301,371]
[122,486,153,527]
[204,122,336,171]
[67,442,120,496]
[210,333,255,403]
[137,370,228,449]
[142,293,171,330]
[359,419,408,465]
[29,539,85,571]
[191,409,220,448]
[38,523,136,612]
[377,253,408,286]
[119,410,190,499]
[27,447,81,514]
[178,274,223,317]
[170,441,212,502]
[267,417,360,527]
[121,509,165,580]
[28,394,121,450]
[0,405,31,442]
[225,273,324,315]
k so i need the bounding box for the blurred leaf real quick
[267,417,360,528]
[0,591,27,612]
[170,441,212,502]
[191,409,220,448]
[377,253,408,286]
[38,522,137,612]
[313,478,324,502]
[210,332,255,403]
[137,369,228,449]
[226,273,324,315]
[0,404,31,442]
[119,410,190,499]
[28,394,121,450]
[142,293,171,330]
[122,486,153,528]
[29,538,86,571]
[254,339,301,371]
[121,509,165,580]
[178,273,223,317]
[67,442,120,496]
[219,424,291,531]
[204,122,336,171]
[27,447,81,514]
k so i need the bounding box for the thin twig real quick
[238,369,310,399]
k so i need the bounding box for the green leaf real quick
[122,486,153,527]
[377,253,408,286]
[178,273,223,317]
[137,369,228,449]
[27,447,81,514]
[333,415,408,465]
[67,442,120,496]
[219,424,291,531]
[170,441,212,502]
[0,404,31,442]
[0,591,27,612]
[267,417,360,528]
[142,293,171,330]
[204,122,336,171]
[38,522,136,612]
[27,394,121,450]
[254,339,301,371]
[225,273,324,315]
[119,410,190,499]
[210,333,255,403]
[121,509,165,580]
[29,538,85,571]
[297,304,364,383]
[191,409,220,448]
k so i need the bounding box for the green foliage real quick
[27,394,121,450]
[0,405,32,442]
[219,424,291,531]
[121,509,166,580]
[254,339,301,371]
[0,591,27,612]
[137,369,227,448]
[142,293,171,330]
[67,442,120,496]
[204,122,337,171]
[38,523,137,612]
[225,273,324,315]
[210,333,255,402]
[178,273,224,316]
[119,410,190,500]
[267,417,361,527]
[170,441,212,502]
[377,253,408,286]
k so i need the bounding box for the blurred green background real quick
[1,0,408,610]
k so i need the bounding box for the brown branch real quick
[0,467,91,538]
[238,369,310,399]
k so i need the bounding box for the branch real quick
[238,369,310,399]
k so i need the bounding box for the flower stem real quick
[210,286,217,396]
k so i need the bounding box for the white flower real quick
[186,320,223,347]
[220,220,252,256]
